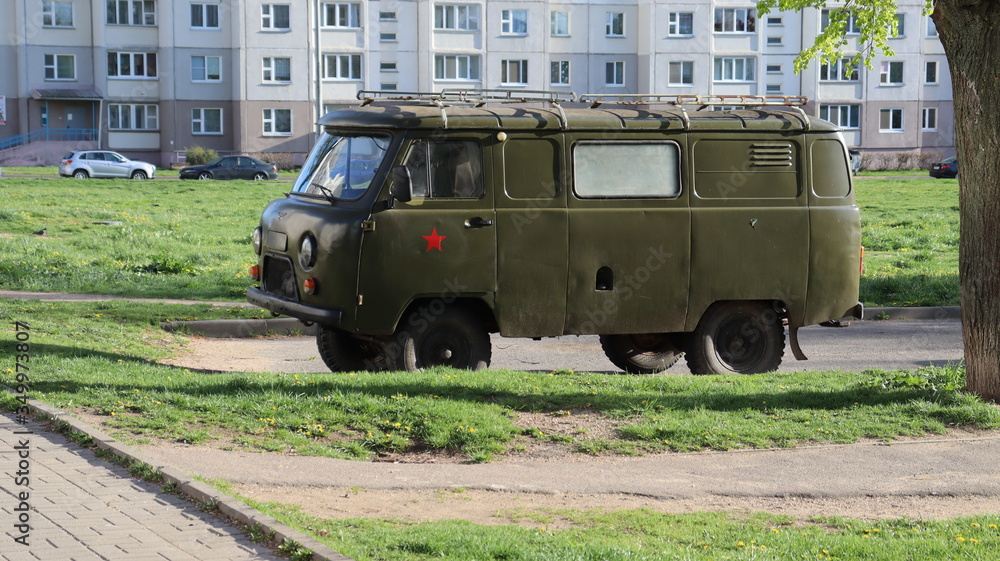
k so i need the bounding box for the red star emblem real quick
[422,227,447,252]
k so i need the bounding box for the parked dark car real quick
[929,157,958,179]
[179,156,278,180]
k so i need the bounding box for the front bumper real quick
[247,287,343,326]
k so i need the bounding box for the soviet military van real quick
[248,90,863,375]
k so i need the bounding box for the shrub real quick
[185,146,219,165]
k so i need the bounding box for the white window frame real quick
[550,60,570,85]
[819,104,861,129]
[879,108,904,132]
[605,61,625,86]
[379,11,396,21]
[713,57,755,82]
[550,10,569,36]
[322,2,360,28]
[922,107,937,131]
[263,108,292,136]
[43,1,74,27]
[668,12,693,37]
[192,108,223,135]
[667,61,694,86]
[767,36,782,46]
[262,57,291,83]
[380,62,398,72]
[108,103,159,130]
[434,4,480,31]
[891,13,905,38]
[925,61,939,85]
[765,84,782,94]
[819,58,859,81]
[767,16,783,26]
[191,55,221,82]
[434,54,480,81]
[380,32,397,42]
[106,0,157,26]
[44,54,76,81]
[261,4,290,30]
[766,64,782,74]
[190,3,220,29]
[501,59,528,85]
[606,12,624,37]
[880,61,904,85]
[108,51,158,79]
[714,8,756,33]
[322,53,362,80]
[501,9,528,35]
[821,9,860,34]
[926,16,938,37]
[380,83,398,91]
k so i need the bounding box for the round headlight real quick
[299,235,317,270]
[252,227,262,255]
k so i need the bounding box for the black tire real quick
[398,307,491,371]
[253,172,267,181]
[72,169,89,179]
[198,171,213,180]
[685,301,784,375]
[131,170,148,180]
[316,326,395,372]
[600,333,682,374]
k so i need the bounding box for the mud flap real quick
[788,322,808,361]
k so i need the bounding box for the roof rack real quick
[580,94,811,131]
[356,89,576,129]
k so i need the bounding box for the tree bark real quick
[934,0,1000,401]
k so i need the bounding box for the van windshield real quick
[293,133,391,200]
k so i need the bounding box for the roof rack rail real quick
[579,94,811,131]
[356,89,576,129]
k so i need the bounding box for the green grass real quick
[2,300,996,463]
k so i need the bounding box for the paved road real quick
[184,319,963,375]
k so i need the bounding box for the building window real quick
[765,84,782,94]
[435,54,480,80]
[668,61,693,85]
[192,108,222,134]
[925,61,939,84]
[605,61,624,86]
[714,57,754,82]
[821,9,860,34]
[879,108,904,131]
[191,3,219,29]
[668,12,693,36]
[501,9,528,35]
[108,52,158,78]
[44,54,75,80]
[926,16,938,37]
[379,11,396,21]
[550,10,569,36]
[322,2,360,28]
[767,36,782,46]
[922,107,937,131]
[261,4,290,30]
[714,8,755,33]
[434,4,479,30]
[766,64,782,74]
[380,32,396,41]
[767,16,783,26]
[381,83,398,90]
[820,104,861,129]
[43,1,74,27]
[501,59,528,85]
[323,54,362,80]
[107,0,157,26]
[880,61,904,85]
[263,109,292,135]
[551,60,570,85]
[891,13,905,38]
[191,55,221,81]
[381,62,397,72]
[819,58,859,81]
[606,12,624,37]
[262,57,291,83]
[108,103,158,130]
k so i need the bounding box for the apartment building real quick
[0,0,954,167]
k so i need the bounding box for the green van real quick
[248,90,863,375]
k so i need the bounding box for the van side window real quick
[573,142,681,198]
[404,140,484,199]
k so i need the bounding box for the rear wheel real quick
[685,301,784,375]
[600,333,682,374]
[72,169,89,179]
[398,307,491,371]
[316,326,395,372]
[253,172,267,181]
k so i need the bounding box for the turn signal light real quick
[859,246,865,276]
[303,277,318,295]
[249,265,260,280]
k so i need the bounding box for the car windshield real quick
[293,133,391,200]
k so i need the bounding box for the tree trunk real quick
[934,0,1000,401]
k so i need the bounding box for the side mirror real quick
[389,165,412,203]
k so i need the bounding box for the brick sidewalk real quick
[0,413,283,561]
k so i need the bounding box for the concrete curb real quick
[160,307,962,339]
[9,389,353,561]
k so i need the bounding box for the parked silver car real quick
[59,150,157,179]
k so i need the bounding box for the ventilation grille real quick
[749,142,793,167]
[262,255,298,300]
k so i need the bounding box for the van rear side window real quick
[573,142,681,198]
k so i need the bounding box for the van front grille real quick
[262,255,298,300]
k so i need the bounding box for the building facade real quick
[0,0,954,166]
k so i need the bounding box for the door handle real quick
[465,217,494,229]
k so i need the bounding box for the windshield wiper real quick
[309,182,338,204]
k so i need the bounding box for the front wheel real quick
[685,302,784,375]
[397,307,491,371]
[600,333,682,374]
[198,171,213,180]
[130,170,148,180]
[316,326,394,372]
